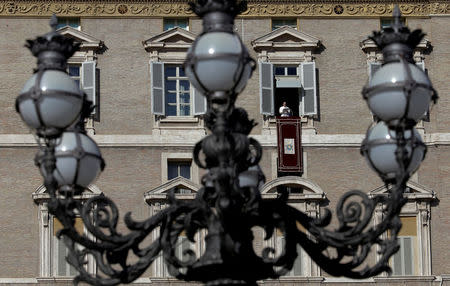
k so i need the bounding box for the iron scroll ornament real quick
[18,1,434,286]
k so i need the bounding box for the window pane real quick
[179,67,186,77]
[68,66,80,77]
[180,105,191,116]
[166,105,177,116]
[168,163,178,180]
[274,67,285,76]
[180,80,190,93]
[177,19,188,29]
[180,93,190,104]
[179,163,191,179]
[165,66,177,77]
[166,92,177,104]
[287,67,297,75]
[272,19,296,30]
[163,19,176,31]
[165,81,176,93]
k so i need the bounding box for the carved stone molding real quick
[0,1,449,17]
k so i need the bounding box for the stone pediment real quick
[143,27,197,52]
[360,37,430,53]
[32,184,102,202]
[57,26,103,50]
[260,176,326,200]
[144,176,201,203]
[369,181,435,200]
[252,26,320,52]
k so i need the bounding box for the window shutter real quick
[259,62,274,115]
[151,62,165,116]
[81,61,96,114]
[368,62,381,81]
[193,88,207,115]
[300,61,317,116]
[291,245,303,276]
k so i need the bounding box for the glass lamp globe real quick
[363,62,433,125]
[361,122,426,182]
[39,131,104,191]
[185,32,253,95]
[16,70,84,137]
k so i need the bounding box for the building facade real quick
[0,0,449,285]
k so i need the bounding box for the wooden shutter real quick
[259,62,274,115]
[368,62,381,81]
[300,61,317,116]
[81,61,96,114]
[193,88,207,115]
[151,62,165,116]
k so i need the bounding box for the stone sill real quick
[159,116,199,123]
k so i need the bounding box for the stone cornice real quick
[0,1,449,17]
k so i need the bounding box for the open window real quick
[252,26,320,134]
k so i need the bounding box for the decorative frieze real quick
[0,1,448,17]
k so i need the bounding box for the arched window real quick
[260,176,326,278]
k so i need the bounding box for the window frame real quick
[32,185,101,278]
[271,18,298,30]
[163,18,190,31]
[161,152,199,184]
[167,160,192,181]
[57,17,81,31]
[370,182,435,277]
[164,65,192,117]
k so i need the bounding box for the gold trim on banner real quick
[0,2,448,17]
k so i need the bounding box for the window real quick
[260,177,326,277]
[145,175,202,278]
[57,17,80,30]
[391,217,418,276]
[53,217,84,276]
[151,62,206,117]
[168,160,191,180]
[164,18,189,31]
[276,231,303,276]
[260,62,317,117]
[32,185,101,278]
[272,18,297,30]
[165,65,191,116]
[68,64,81,88]
[380,17,406,29]
[369,181,434,277]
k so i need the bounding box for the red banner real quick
[276,117,302,173]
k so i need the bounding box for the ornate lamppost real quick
[16,1,437,286]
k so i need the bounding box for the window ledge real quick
[159,116,199,123]
[374,276,436,282]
